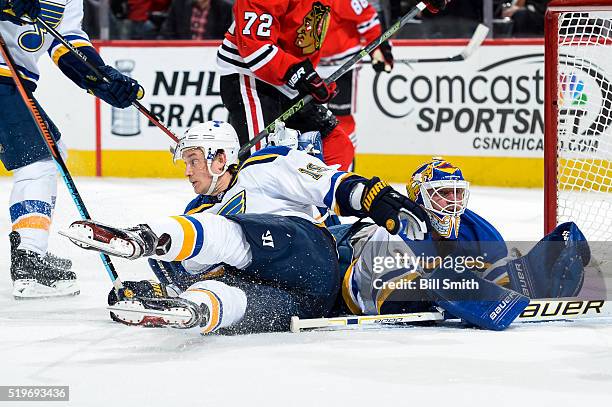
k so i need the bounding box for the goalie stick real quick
[0,31,125,295]
[290,299,612,332]
[237,1,430,158]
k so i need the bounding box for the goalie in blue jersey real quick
[334,157,591,330]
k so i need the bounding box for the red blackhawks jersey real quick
[320,0,381,67]
[216,0,336,95]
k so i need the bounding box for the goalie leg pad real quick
[494,222,589,298]
[425,266,530,331]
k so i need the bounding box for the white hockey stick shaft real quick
[290,299,612,332]
[395,24,489,65]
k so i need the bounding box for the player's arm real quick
[255,147,429,236]
[340,0,392,73]
[47,0,140,108]
[232,0,336,103]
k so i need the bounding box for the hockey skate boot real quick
[9,233,79,299]
[109,295,209,329]
[10,232,72,271]
[60,220,171,260]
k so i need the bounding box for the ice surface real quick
[1,178,611,406]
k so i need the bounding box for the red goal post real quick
[544,0,612,240]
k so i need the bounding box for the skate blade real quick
[59,226,134,258]
[108,300,195,328]
[13,279,80,299]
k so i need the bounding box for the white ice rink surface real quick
[1,178,611,407]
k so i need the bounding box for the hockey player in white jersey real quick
[1,0,141,298]
[61,120,429,334]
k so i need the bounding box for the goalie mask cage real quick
[545,0,612,240]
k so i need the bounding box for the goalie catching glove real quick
[360,177,429,239]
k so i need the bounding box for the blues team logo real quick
[18,0,65,52]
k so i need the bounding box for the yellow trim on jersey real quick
[171,216,196,261]
[187,288,221,333]
[332,172,356,215]
[375,273,420,314]
[342,258,362,315]
[52,41,93,65]
[185,202,216,215]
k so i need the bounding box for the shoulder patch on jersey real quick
[18,1,65,53]
[250,145,291,158]
[218,190,246,216]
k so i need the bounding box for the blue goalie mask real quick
[406,158,470,240]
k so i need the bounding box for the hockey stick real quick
[237,1,429,158]
[290,299,612,332]
[0,32,125,295]
[5,13,180,143]
[319,24,489,68]
[395,24,489,65]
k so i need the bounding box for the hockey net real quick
[545,0,612,241]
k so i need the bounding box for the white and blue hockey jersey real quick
[0,0,95,89]
[183,145,361,223]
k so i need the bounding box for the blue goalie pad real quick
[497,222,589,298]
[425,266,530,331]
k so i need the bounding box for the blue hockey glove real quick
[490,222,589,298]
[85,65,140,108]
[1,0,39,20]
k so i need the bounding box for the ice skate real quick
[59,220,170,260]
[10,232,79,299]
[108,296,209,329]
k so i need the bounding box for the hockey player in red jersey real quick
[318,0,391,157]
[216,0,355,170]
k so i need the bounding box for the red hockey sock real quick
[322,125,354,171]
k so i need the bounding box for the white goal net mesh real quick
[556,9,612,241]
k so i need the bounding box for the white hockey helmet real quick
[173,120,240,195]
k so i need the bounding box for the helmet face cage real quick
[407,159,470,239]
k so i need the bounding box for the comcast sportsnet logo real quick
[559,73,588,107]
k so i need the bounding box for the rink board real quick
[1,39,560,186]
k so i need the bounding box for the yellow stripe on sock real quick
[187,288,221,334]
[12,216,51,231]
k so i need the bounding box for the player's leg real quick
[178,214,340,333]
[74,213,340,333]
[219,73,283,155]
[286,100,354,171]
[0,84,78,298]
[327,69,359,169]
